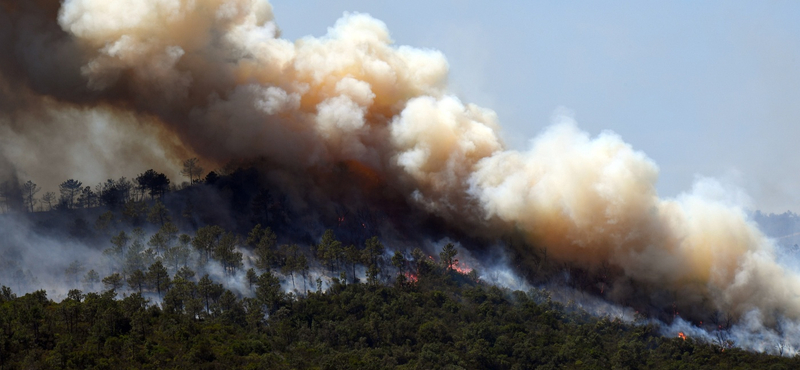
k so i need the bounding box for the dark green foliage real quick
[317,229,343,277]
[191,225,223,266]
[94,211,115,236]
[146,201,172,226]
[198,274,223,315]
[146,261,170,297]
[248,224,277,271]
[101,273,123,292]
[215,232,243,275]
[5,170,798,369]
[127,269,146,294]
[439,242,458,271]
[122,200,148,226]
[246,267,258,291]
[1,264,798,369]
[255,271,283,314]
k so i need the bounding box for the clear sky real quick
[269,0,800,213]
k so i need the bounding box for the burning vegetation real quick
[1,0,800,362]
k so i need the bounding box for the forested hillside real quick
[2,262,798,369]
[1,166,799,369]
[3,1,800,368]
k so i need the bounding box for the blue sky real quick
[271,1,800,213]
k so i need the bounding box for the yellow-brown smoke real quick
[2,0,800,320]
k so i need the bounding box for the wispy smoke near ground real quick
[2,0,800,338]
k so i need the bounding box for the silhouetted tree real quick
[181,158,204,184]
[204,171,220,184]
[135,169,170,199]
[21,180,39,212]
[99,179,125,208]
[40,191,56,211]
[77,186,96,208]
[58,179,83,209]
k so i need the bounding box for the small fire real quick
[678,332,687,341]
[403,272,418,283]
[451,260,472,274]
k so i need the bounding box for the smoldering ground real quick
[2,0,800,353]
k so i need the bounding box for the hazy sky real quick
[270,1,800,213]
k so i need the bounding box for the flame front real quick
[451,260,472,274]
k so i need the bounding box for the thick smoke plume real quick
[2,0,800,327]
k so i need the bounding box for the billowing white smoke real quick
[471,118,800,320]
[5,0,796,323]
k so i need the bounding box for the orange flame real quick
[678,332,686,341]
[451,260,472,274]
[403,272,418,283]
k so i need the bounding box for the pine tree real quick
[127,269,146,294]
[440,243,458,271]
[102,273,124,292]
[147,261,171,297]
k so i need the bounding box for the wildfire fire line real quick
[2,0,800,337]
